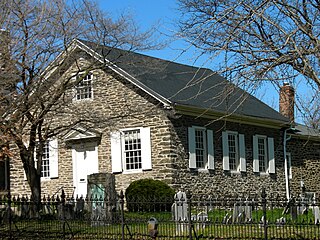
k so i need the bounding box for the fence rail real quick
[0,188,319,239]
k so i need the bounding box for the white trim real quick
[141,127,152,170]
[188,127,196,169]
[72,71,94,101]
[49,138,59,179]
[111,127,152,174]
[239,134,246,172]
[207,130,214,170]
[222,131,230,171]
[252,135,259,172]
[268,137,275,173]
[64,126,100,141]
[111,131,122,173]
[72,142,99,198]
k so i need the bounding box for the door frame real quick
[72,142,98,198]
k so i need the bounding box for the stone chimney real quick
[279,82,295,122]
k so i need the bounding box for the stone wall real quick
[287,137,320,197]
[169,116,287,197]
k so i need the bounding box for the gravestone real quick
[195,212,209,229]
[297,197,308,215]
[172,191,188,234]
[87,173,117,226]
[232,201,253,223]
[75,197,85,219]
[313,206,320,225]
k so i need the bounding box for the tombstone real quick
[297,197,308,215]
[172,191,188,234]
[290,205,298,220]
[196,212,209,229]
[244,201,253,222]
[87,173,117,226]
[75,197,85,219]
[313,206,320,225]
[276,216,286,227]
[222,213,230,224]
[232,203,245,223]
[91,204,107,226]
[259,215,268,229]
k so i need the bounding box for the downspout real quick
[284,128,292,201]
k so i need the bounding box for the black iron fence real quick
[1,188,320,239]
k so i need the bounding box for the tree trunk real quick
[28,166,42,216]
[21,151,42,214]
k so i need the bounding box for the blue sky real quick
[97,0,196,64]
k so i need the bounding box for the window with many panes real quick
[195,129,206,168]
[123,129,142,170]
[222,131,246,172]
[257,136,267,172]
[253,135,275,174]
[111,127,152,173]
[75,72,93,100]
[31,139,59,179]
[188,126,214,170]
[41,142,50,178]
[227,133,239,171]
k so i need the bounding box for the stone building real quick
[6,39,320,199]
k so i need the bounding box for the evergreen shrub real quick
[125,179,175,212]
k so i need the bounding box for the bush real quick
[125,179,175,212]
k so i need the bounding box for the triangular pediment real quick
[64,127,100,142]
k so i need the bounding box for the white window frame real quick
[30,139,59,181]
[39,141,50,178]
[257,135,268,173]
[222,131,246,172]
[74,72,94,101]
[111,127,151,174]
[253,135,275,174]
[188,126,214,170]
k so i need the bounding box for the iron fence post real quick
[187,191,192,240]
[8,191,12,240]
[261,188,268,240]
[120,190,125,240]
[61,189,66,240]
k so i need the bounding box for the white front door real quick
[72,142,98,198]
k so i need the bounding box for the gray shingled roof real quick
[292,124,320,138]
[78,39,289,123]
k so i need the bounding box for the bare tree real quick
[0,0,159,206]
[177,0,320,126]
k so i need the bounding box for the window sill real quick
[73,98,93,102]
[41,177,51,182]
[255,172,269,176]
[123,169,143,174]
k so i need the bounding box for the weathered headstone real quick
[87,173,117,226]
[196,212,209,229]
[233,200,253,223]
[244,201,253,222]
[75,197,85,219]
[313,206,320,225]
[172,191,188,234]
